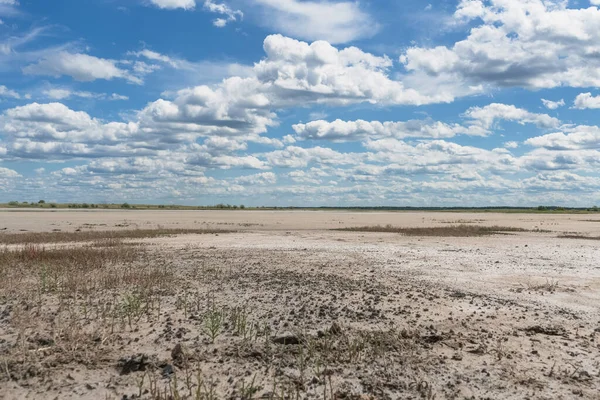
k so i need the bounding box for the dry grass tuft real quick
[335,224,543,237]
[0,228,232,245]
[0,242,172,299]
[558,234,600,241]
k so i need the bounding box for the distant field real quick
[1,209,600,234]
[1,202,600,214]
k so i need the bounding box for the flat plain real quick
[0,210,599,399]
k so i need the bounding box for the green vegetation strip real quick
[0,229,232,245]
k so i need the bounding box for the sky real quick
[1,0,600,207]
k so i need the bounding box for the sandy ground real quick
[1,211,599,399]
[2,209,600,234]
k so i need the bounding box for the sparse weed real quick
[121,291,144,329]
[203,305,224,343]
[240,374,262,399]
[524,278,559,293]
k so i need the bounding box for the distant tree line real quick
[3,201,599,212]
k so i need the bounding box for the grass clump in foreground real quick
[0,240,176,380]
[0,228,232,245]
[335,224,544,237]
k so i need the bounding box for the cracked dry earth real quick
[1,214,600,399]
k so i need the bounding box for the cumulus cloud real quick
[293,103,560,142]
[401,0,600,94]
[293,119,476,142]
[0,166,20,178]
[463,103,560,132]
[187,153,268,169]
[573,93,600,109]
[265,146,359,168]
[138,77,276,139]
[233,172,276,185]
[519,148,600,172]
[0,103,140,159]
[6,25,600,205]
[131,34,453,146]
[251,0,377,44]
[525,125,600,150]
[23,52,141,83]
[541,99,565,110]
[255,34,452,106]
[363,139,518,174]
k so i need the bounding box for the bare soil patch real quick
[0,214,599,399]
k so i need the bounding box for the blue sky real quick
[1,0,600,206]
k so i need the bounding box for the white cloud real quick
[23,52,141,84]
[519,148,600,172]
[42,88,129,101]
[265,146,359,168]
[148,0,196,10]
[109,93,129,101]
[233,172,276,185]
[0,166,20,178]
[129,49,180,68]
[541,99,565,110]
[131,34,453,147]
[463,103,560,131]
[363,139,519,174]
[43,88,76,100]
[146,0,243,27]
[0,85,19,99]
[1,103,139,159]
[8,23,600,206]
[401,0,600,94]
[212,18,227,27]
[293,119,475,142]
[525,125,600,150]
[293,104,560,142]
[255,34,452,106]
[251,0,378,44]
[573,92,600,109]
[204,0,242,27]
